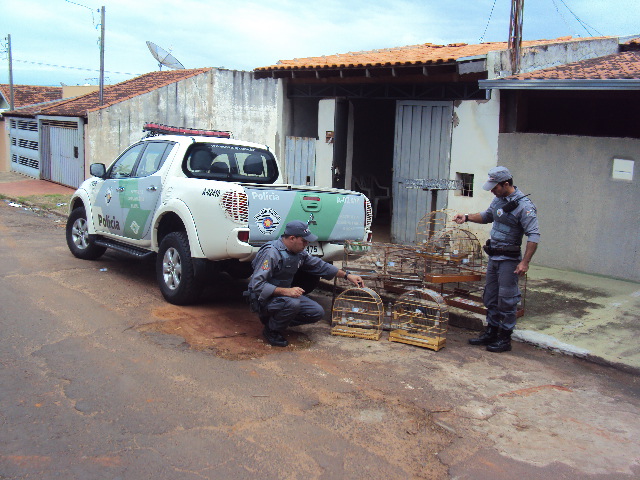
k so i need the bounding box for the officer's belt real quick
[483,240,521,258]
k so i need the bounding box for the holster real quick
[243,289,262,313]
[483,239,521,258]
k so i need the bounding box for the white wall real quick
[314,98,336,188]
[86,69,279,171]
[446,94,501,243]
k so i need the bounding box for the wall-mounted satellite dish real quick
[146,41,185,70]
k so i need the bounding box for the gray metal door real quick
[284,136,316,185]
[41,119,84,188]
[391,101,453,244]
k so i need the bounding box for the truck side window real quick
[135,142,173,177]
[109,144,144,179]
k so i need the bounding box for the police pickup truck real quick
[66,124,372,305]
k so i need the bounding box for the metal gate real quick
[40,118,84,188]
[391,101,453,244]
[284,136,316,185]
[8,118,40,178]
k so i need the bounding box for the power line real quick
[12,58,141,77]
[557,0,603,37]
[479,0,499,43]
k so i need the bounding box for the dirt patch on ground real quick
[137,304,313,360]
[525,278,606,318]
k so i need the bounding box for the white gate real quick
[284,136,316,185]
[8,118,40,178]
[40,118,84,188]
[391,101,453,244]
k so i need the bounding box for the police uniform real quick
[247,237,339,332]
[481,186,540,331]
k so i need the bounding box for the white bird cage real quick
[389,288,448,351]
[331,287,383,340]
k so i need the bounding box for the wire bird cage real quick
[331,287,384,340]
[389,288,448,351]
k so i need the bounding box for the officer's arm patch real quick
[261,259,270,271]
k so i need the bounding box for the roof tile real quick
[0,84,63,108]
[5,68,211,117]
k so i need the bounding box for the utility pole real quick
[508,0,524,74]
[7,34,14,110]
[98,6,105,106]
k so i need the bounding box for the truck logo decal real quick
[129,220,140,235]
[105,188,112,204]
[98,214,121,231]
[254,208,281,235]
[337,196,358,204]
[202,188,221,197]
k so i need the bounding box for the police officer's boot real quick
[486,328,513,353]
[263,326,289,347]
[468,324,499,346]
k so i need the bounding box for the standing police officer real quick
[453,166,540,352]
[247,220,364,347]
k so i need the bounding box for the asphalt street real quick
[1,200,639,479]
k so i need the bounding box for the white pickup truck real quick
[66,124,372,305]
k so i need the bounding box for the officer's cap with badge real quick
[482,166,512,191]
[283,220,318,242]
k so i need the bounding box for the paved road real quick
[1,200,639,479]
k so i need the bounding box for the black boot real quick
[486,328,513,353]
[263,326,288,347]
[468,325,499,346]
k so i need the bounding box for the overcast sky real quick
[1,0,638,86]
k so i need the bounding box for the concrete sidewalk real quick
[1,171,638,374]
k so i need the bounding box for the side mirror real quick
[90,163,106,178]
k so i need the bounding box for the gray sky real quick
[1,0,638,86]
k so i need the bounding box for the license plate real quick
[305,242,323,256]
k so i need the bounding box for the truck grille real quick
[221,190,248,224]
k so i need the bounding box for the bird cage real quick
[415,208,458,246]
[389,288,448,351]
[418,227,484,285]
[343,241,424,292]
[331,287,384,340]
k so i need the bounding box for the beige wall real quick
[62,85,99,99]
[86,69,279,172]
[499,133,640,282]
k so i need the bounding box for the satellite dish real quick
[146,41,185,70]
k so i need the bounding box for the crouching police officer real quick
[453,166,540,352]
[246,220,364,347]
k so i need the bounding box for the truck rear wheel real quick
[156,232,202,305]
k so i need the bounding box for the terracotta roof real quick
[254,36,591,74]
[0,84,63,108]
[6,68,211,117]
[503,51,640,80]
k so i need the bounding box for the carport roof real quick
[480,50,640,90]
[254,36,604,79]
[4,68,211,118]
[0,84,63,109]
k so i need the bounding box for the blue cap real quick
[283,220,318,242]
[482,166,512,191]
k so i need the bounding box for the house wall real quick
[486,38,619,78]
[87,69,279,172]
[446,95,502,243]
[499,133,640,282]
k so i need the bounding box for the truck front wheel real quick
[156,232,202,305]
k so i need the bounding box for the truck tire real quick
[156,232,202,305]
[66,207,107,260]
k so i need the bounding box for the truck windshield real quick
[183,143,279,184]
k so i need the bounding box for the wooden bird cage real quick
[331,287,383,340]
[415,208,458,246]
[389,288,448,351]
[418,227,484,284]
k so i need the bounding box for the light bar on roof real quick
[143,122,232,138]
